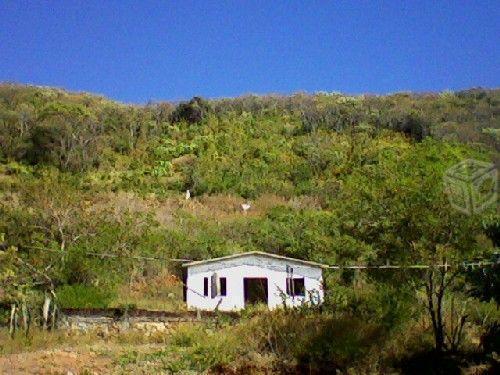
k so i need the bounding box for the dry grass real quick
[0,328,173,374]
[111,270,186,311]
[180,193,320,221]
[1,309,495,374]
[83,191,322,232]
[0,328,167,356]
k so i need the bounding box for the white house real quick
[182,251,326,311]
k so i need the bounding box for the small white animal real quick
[185,189,191,200]
[241,203,251,213]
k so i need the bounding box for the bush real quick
[237,309,386,373]
[481,322,500,354]
[115,309,390,373]
[170,97,211,124]
[56,284,115,309]
[119,324,242,373]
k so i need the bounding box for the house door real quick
[243,278,268,307]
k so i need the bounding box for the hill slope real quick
[0,84,498,305]
[1,84,500,373]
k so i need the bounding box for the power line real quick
[326,261,497,270]
[24,245,206,297]
[18,246,499,300]
[25,245,190,263]
[25,245,498,269]
[83,251,191,263]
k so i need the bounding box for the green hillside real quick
[1,84,499,372]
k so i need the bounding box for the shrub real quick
[481,322,500,354]
[238,309,386,373]
[56,284,115,309]
[120,324,242,373]
[170,97,211,124]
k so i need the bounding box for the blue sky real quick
[0,1,498,103]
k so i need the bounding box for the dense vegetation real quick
[1,84,499,373]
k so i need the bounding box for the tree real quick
[0,233,55,337]
[170,96,211,124]
[465,215,500,307]
[335,139,494,353]
[28,101,100,171]
[465,254,500,308]
[393,111,429,141]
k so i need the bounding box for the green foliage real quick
[56,284,115,309]
[327,283,416,330]
[0,84,499,369]
[466,252,500,306]
[170,96,211,124]
[118,324,242,372]
[481,322,500,355]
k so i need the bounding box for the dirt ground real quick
[0,328,170,375]
[0,348,112,374]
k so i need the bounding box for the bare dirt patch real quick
[0,348,111,374]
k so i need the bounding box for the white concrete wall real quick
[185,254,324,311]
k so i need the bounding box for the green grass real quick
[56,284,116,309]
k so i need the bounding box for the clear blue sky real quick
[1,1,498,103]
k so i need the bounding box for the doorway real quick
[243,278,268,307]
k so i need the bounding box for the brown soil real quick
[0,349,111,374]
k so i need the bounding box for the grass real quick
[0,328,168,356]
[1,307,498,374]
[56,284,115,309]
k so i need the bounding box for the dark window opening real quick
[182,268,187,302]
[203,277,209,296]
[293,278,305,296]
[244,278,268,306]
[220,277,227,296]
[286,277,305,296]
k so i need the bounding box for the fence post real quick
[21,301,30,337]
[42,293,51,330]
[9,303,17,338]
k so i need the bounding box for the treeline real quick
[0,84,498,174]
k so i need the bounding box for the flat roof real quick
[182,251,328,268]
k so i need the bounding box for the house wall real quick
[185,255,324,311]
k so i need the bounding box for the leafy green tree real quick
[465,215,500,307]
[171,96,211,124]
